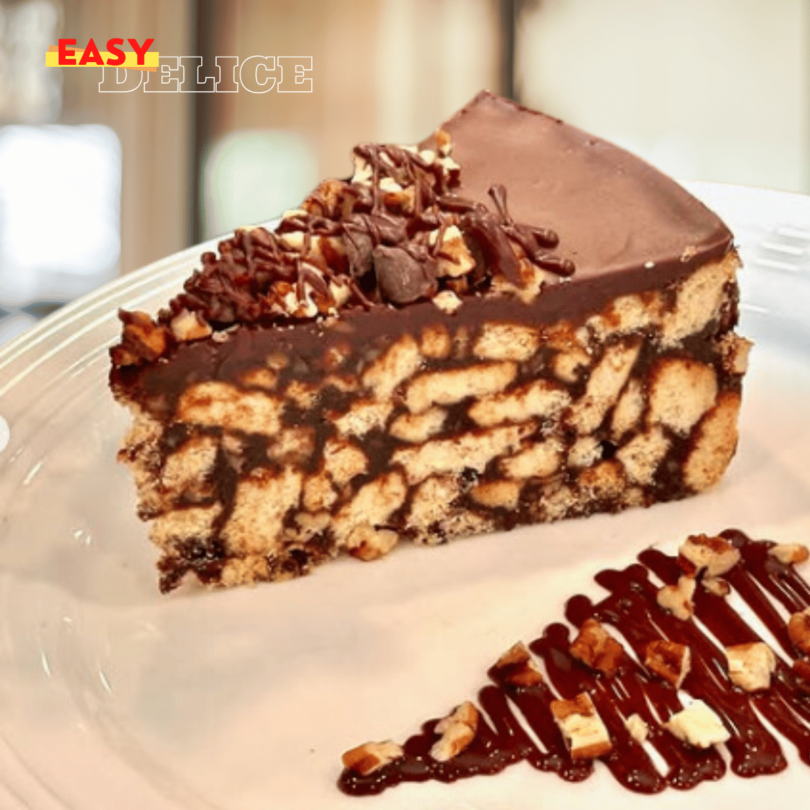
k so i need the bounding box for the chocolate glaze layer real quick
[110,91,733,373]
[339,531,810,796]
[435,91,733,288]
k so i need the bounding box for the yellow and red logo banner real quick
[46,38,158,71]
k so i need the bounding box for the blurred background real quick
[0,0,807,344]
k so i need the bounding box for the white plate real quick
[0,182,808,810]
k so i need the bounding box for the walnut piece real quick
[432,289,462,314]
[170,308,213,342]
[569,618,625,675]
[624,713,650,744]
[702,575,731,597]
[663,700,730,748]
[491,642,544,687]
[657,576,696,621]
[768,543,810,566]
[725,642,777,692]
[432,225,476,278]
[787,608,810,655]
[112,310,171,366]
[341,740,404,776]
[678,533,740,577]
[550,692,613,760]
[430,702,480,762]
[645,639,691,688]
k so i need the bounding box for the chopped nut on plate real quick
[725,642,777,692]
[787,608,810,655]
[550,692,613,760]
[342,740,404,776]
[702,575,731,597]
[491,642,544,687]
[678,533,740,577]
[656,575,696,621]
[768,543,810,566]
[624,713,650,744]
[430,701,480,762]
[644,640,691,688]
[569,617,625,675]
[663,700,730,748]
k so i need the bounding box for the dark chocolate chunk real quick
[373,245,437,305]
[344,229,374,279]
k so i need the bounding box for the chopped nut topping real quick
[657,576,696,621]
[569,618,625,676]
[550,692,613,760]
[768,543,810,566]
[491,642,544,687]
[170,308,213,342]
[787,608,810,655]
[725,642,777,692]
[663,700,730,748]
[342,740,404,776]
[111,130,574,368]
[432,290,463,314]
[434,127,452,156]
[644,639,691,688]
[431,224,476,278]
[429,702,479,762]
[111,310,171,366]
[678,533,740,578]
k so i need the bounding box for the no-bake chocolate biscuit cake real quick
[109,91,751,592]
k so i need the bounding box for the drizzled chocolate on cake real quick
[340,531,810,796]
[109,91,751,591]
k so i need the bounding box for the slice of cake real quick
[109,91,751,592]
[339,531,810,796]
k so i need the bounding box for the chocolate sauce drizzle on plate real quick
[338,530,810,796]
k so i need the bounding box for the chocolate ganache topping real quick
[339,531,810,797]
[111,120,575,369]
[110,91,734,369]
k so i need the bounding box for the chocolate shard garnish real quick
[109,91,749,592]
[339,531,810,797]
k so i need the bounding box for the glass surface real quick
[0,184,809,809]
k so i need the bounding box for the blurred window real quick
[0,124,121,292]
[202,130,318,238]
[517,0,809,193]
[0,0,122,345]
[0,0,62,124]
